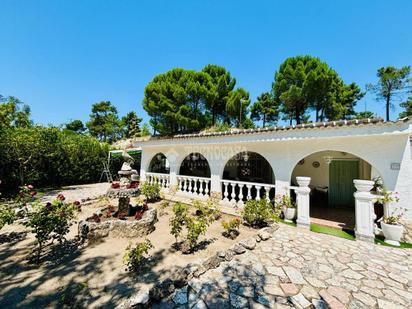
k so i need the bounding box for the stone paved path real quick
[40,182,109,203]
[160,224,412,308]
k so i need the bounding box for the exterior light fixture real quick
[323,152,333,165]
[242,152,249,162]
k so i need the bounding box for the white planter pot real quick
[381,222,404,246]
[284,207,297,222]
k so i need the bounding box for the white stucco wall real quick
[139,122,412,219]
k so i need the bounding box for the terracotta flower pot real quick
[381,222,404,246]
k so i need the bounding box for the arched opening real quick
[179,153,211,178]
[291,150,381,230]
[149,153,170,173]
[178,153,211,195]
[222,151,276,201]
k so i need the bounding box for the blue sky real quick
[1,0,411,127]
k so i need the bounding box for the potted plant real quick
[379,191,405,246]
[276,195,296,222]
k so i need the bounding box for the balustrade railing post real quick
[353,179,376,242]
[238,184,244,207]
[223,182,229,202]
[295,177,311,229]
[255,185,262,200]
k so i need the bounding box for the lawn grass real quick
[310,223,356,241]
[279,219,297,227]
[374,236,412,248]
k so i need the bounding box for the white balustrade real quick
[145,172,170,189]
[176,175,211,197]
[220,180,276,207]
[289,177,311,229]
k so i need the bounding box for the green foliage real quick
[0,204,16,230]
[250,92,279,127]
[123,239,153,271]
[122,111,142,138]
[367,66,411,121]
[0,95,32,129]
[275,194,296,209]
[226,88,250,128]
[170,203,189,242]
[65,120,86,133]
[0,125,109,192]
[169,200,219,252]
[140,123,151,136]
[242,199,278,227]
[22,197,77,263]
[140,182,161,202]
[272,56,363,124]
[202,64,236,125]
[143,65,251,135]
[86,101,122,142]
[355,111,376,119]
[221,217,241,238]
[399,97,412,118]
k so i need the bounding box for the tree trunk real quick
[263,114,266,127]
[386,94,390,121]
[295,107,301,124]
[315,108,319,122]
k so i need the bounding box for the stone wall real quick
[78,208,157,243]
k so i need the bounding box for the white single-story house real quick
[136,117,412,242]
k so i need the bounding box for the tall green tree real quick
[143,68,210,135]
[399,97,412,118]
[367,66,411,121]
[202,64,236,125]
[226,88,250,128]
[122,111,142,138]
[250,92,279,127]
[0,95,31,129]
[65,119,86,133]
[86,101,121,142]
[272,56,363,124]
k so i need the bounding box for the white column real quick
[295,177,311,229]
[353,179,376,242]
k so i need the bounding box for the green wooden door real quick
[329,160,359,208]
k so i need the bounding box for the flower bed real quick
[78,207,157,243]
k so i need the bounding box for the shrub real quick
[170,203,189,242]
[23,197,77,263]
[0,203,16,230]
[275,194,296,209]
[221,217,241,239]
[193,199,221,222]
[140,182,161,202]
[242,199,278,228]
[123,239,153,271]
[169,200,219,253]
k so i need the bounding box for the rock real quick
[225,249,235,261]
[280,283,299,296]
[282,266,306,284]
[232,244,246,254]
[230,293,249,308]
[319,289,346,309]
[377,298,406,309]
[327,286,351,304]
[312,299,328,309]
[289,293,311,309]
[255,235,261,242]
[353,292,377,307]
[192,299,208,309]
[149,279,175,301]
[217,251,226,259]
[172,286,188,305]
[258,230,271,241]
[239,237,256,250]
[119,288,150,308]
[237,285,254,298]
[263,284,285,296]
[193,265,207,278]
[202,254,222,271]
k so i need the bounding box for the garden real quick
[0,182,281,308]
